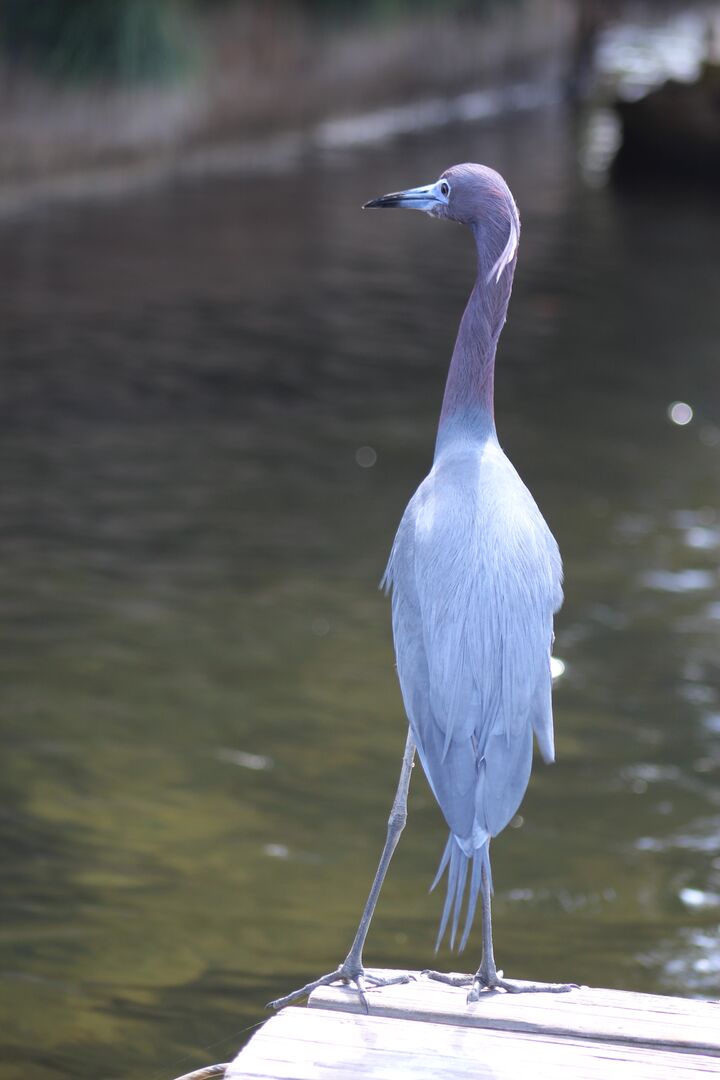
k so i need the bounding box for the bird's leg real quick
[469,865,578,999]
[268,731,416,1012]
[427,859,577,1001]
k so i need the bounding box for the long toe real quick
[473,973,578,997]
[506,979,578,993]
[364,972,414,988]
[493,976,578,994]
[267,967,346,1010]
[423,970,473,988]
[269,960,413,1011]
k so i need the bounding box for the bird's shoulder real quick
[385,438,562,611]
[419,438,525,512]
[405,440,555,553]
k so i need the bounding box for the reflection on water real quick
[1,97,720,1079]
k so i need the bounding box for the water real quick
[1,98,720,1079]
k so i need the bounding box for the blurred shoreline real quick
[0,1,575,214]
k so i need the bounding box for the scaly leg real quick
[268,731,416,1012]
[426,855,577,1001]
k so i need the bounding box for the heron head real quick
[363,162,519,284]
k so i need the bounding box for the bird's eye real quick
[440,181,450,197]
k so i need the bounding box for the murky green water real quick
[1,99,720,1079]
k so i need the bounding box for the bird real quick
[269,163,573,1010]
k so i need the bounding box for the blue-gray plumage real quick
[269,163,573,1011]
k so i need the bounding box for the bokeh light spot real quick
[355,445,377,468]
[668,401,693,425]
[550,656,566,680]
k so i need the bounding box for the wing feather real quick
[385,441,561,846]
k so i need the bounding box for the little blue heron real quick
[270,163,573,1009]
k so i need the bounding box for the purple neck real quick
[435,228,516,456]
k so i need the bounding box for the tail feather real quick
[431,834,491,953]
[430,834,452,893]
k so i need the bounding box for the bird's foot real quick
[424,967,577,1003]
[267,960,412,1013]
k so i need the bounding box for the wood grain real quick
[226,971,720,1078]
[308,970,720,1055]
[228,1004,720,1079]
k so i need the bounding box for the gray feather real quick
[384,436,562,949]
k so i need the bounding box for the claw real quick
[355,974,370,1013]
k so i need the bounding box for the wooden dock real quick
[222,970,720,1079]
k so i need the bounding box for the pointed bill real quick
[363,180,450,213]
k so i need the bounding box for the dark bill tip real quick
[362,193,405,210]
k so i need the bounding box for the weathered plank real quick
[309,971,720,1056]
[224,971,720,1079]
[228,1005,720,1079]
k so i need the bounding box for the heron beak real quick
[363,180,448,212]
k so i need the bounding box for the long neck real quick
[435,229,515,457]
